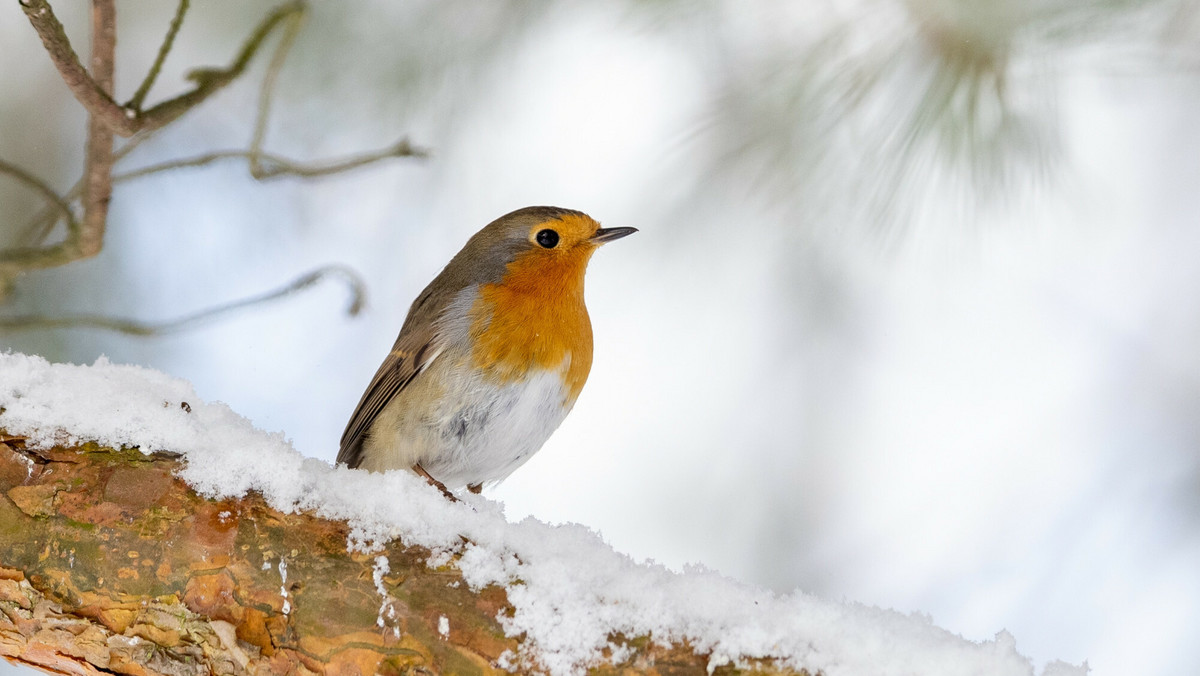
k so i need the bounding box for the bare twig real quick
[18,134,178,248]
[0,160,79,236]
[81,0,117,259]
[3,0,115,270]
[0,265,366,336]
[0,159,80,265]
[137,1,305,137]
[4,0,418,330]
[11,0,310,256]
[20,0,133,135]
[249,2,304,178]
[20,0,306,138]
[0,0,114,277]
[13,0,313,250]
[16,137,427,249]
[113,138,428,182]
[127,0,190,112]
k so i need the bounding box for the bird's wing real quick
[337,326,443,469]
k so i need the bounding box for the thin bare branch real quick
[4,0,418,314]
[0,1,110,274]
[20,0,133,135]
[12,0,310,252]
[127,0,190,112]
[249,3,305,177]
[0,159,80,266]
[21,0,306,138]
[16,202,66,249]
[0,160,79,238]
[81,0,116,259]
[113,138,428,183]
[16,137,426,250]
[17,134,172,248]
[133,1,306,137]
[0,265,366,336]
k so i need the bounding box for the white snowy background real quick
[2,1,1199,674]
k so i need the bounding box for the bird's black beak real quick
[590,226,638,244]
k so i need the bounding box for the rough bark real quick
[0,436,801,676]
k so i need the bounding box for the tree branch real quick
[0,439,521,676]
[81,0,116,259]
[113,138,428,183]
[0,265,366,336]
[10,0,422,257]
[0,439,787,675]
[3,0,423,321]
[19,0,132,135]
[135,2,305,137]
[0,159,80,266]
[21,0,307,138]
[247,0,303,178]
[127,0,190,112]
[0,1,114,282]
[12,137,426,259]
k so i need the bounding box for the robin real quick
[338,206,636,496]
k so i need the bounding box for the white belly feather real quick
[420,364,575,487]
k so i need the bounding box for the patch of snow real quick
[372,554,390,628]
[426,549,453,569]
[12,450,35,480]
[278,558,290,615]
[0,353,1084,676]
[438,615,450,639]
[372,554,399,636]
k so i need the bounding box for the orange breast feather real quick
[468,244,595,402]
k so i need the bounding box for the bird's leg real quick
[413,463,458,502]
[467,483,483,494]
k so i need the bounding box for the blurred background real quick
[2,1,1199,673]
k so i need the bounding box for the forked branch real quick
[20,0,306,138]
[1,0,424,330]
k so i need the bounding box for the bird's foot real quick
[413,464,459,502]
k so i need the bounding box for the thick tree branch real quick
[0,438,792,675]
[0,439,519,676]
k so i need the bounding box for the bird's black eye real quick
[536,229,559,248]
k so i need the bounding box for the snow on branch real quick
[0,353,1081,676]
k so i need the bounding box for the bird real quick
[337,206,636,496]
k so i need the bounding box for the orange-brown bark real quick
[0,436,802,676]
